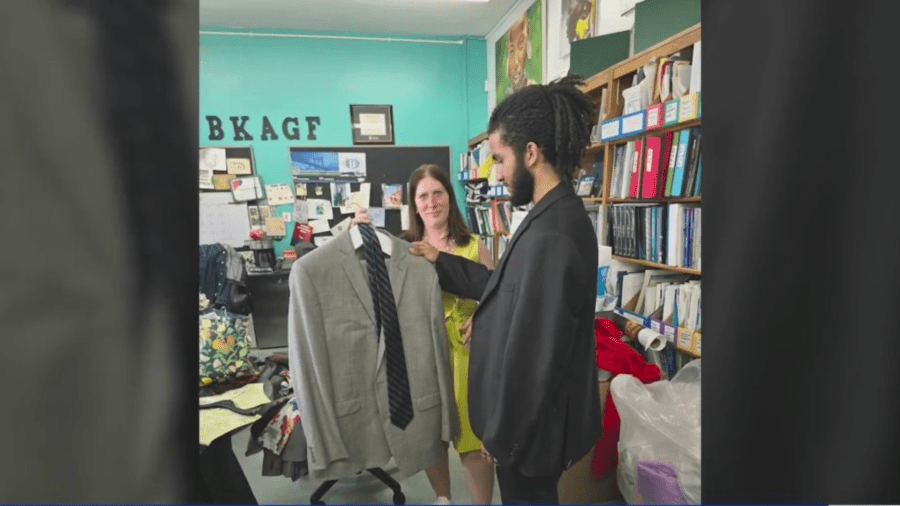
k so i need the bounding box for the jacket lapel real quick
[479,183,571,304]
[337,232,377,328]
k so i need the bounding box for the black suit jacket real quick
[435,183,601,477]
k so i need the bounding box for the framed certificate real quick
[350,104,394,144]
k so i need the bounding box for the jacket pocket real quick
[415,392,442,412]
[335,398,361,417]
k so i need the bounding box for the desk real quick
[246,269,291,349]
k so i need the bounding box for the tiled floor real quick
[231,427,502,505]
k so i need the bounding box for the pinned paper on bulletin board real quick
[307,199,334,220]
[308,219,331,235]
[212,174,235,191]
[292,200,309,223]
[382,184,403,209]
[265,217,286,237]
[265,184,294,206]
[400,205,409,230]
[349,183,371,211]
[231,177,263,202]
[227,158,252,175]
[367,207,386,227]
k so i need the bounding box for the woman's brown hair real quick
[404,164,472,247]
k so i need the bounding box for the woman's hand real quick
[460,314,474,348]
[481,444,495,464]
[408,241,440,264]
[351,209,371,226]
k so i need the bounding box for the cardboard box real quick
[620,110,646,137]
[678,92,700,122]
[645,103,665,131]
[600,118,622,142]
[663,98,680,126]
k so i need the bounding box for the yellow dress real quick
[442,236,483,454]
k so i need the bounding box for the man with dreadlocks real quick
[410,76,601,504]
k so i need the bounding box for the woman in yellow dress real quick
[354,164,494,504]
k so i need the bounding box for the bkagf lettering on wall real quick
[205,115,321,141]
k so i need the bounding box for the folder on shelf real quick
[628,140,644,199]
[657,131,676,198]
[641,135,663,198]
[662,130,679,197]
[619,142,635,198]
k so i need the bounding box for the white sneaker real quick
[433,496,452,505]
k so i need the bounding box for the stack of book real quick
[607,202,700,269]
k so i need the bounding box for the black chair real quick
[309,467,405,505]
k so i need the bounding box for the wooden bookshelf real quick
[612,255,700,276]
[676,347,702,359]
[608,196,700,204]
[468,131,489,147]
[604,118,702,146]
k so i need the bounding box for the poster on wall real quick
[495,0,543,105]
[559,0,596,57]
[290,149,367,181]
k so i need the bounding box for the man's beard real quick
[509,155,534,207]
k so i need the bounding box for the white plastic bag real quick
[611,359,701,504]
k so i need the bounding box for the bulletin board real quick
[199,146,257,193]
[288,145,451,237]
[199,146,258,247]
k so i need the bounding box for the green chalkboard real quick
[633,0,701,54]
[569,30,631,80]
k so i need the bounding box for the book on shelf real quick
[664,202,701,268]
[682,129,702,197]
[682,128,702,196]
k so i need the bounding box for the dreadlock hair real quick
[488,75,596,185]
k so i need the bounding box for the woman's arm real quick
[476,238,494,270]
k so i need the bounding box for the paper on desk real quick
[199,382,270,409]
[198,383,269,446]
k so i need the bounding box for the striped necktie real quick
[358,225,414,429]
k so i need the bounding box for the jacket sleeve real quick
[430,273,460,443]
[287,262,349,471]
[433,251,492,300]
[486,233,589,460]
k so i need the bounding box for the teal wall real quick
[200,28,488,254]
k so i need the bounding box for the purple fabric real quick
[637,461,687,504]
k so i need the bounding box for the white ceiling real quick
[199,0,520,37]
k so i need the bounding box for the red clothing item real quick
[591,318,661,477]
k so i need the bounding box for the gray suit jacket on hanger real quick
[287,229,458,481]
